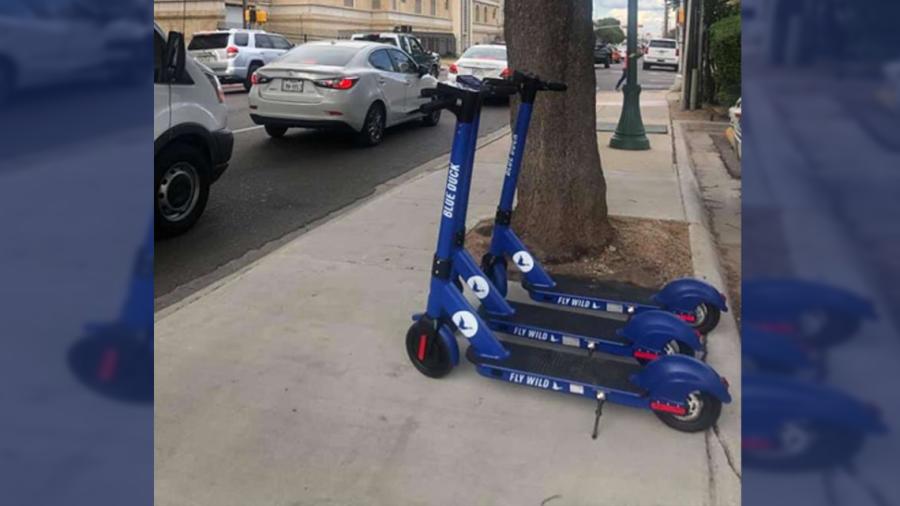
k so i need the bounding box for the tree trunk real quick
[505,0,613,263]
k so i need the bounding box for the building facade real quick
[154,0,503,55]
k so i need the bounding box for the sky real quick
[592,0,671,39]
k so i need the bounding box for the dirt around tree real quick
[467,215,693,289]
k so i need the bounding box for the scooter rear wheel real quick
[406,320,453,378]
[655,391,722,432]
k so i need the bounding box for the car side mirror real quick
[165,31,187,82]
[399,61,413,74]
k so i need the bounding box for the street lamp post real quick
[610,0,650,150]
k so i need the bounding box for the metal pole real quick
[610,0,650,150]
[694,0,704,109]
[680,0,694,109]
[663,2,669,37]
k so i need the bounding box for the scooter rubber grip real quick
[482,78,518,97]
[546,81,567,91]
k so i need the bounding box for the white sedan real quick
[248,40,440,146]
[447,44,509,83]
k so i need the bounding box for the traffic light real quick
[245,7,267,24]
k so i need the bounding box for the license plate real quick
[657,59,666,62]
[282,79,304,92]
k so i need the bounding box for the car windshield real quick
[461,46,506,60]
[280,44,361,66]
[650,40,677,49]
[188,33,230,50]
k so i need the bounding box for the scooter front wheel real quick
[688,303,721,334]
[406,320,453,378]
[655,391,722,432]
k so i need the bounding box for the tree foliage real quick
[708,13,741,104]
[594,17,625,45]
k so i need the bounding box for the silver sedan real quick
[248,40,440,146]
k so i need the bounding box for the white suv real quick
[644,38,679,71]
[154,23,233,237]
[188,29,294,91]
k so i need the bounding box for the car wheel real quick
[265,125,288,138]
[244,63,262,92]
[356,102,386,147]
[155,143,210,238]
[421,105,441,127]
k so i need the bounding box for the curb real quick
[670,100,743,502]
[155,125,512,319]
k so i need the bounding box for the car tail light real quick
[226,46,239,58]
[500,67,511,78]
[314,76,359,90]
[449,63,458,74]
[250,72,272,86]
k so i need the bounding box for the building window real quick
[476,5,480,22]
[415,0,422,13]
[430,0,436,15]
[445,0,449,11]
[372,0,381,8]
[344,0,353,6]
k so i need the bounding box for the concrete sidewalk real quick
[156,90,741,506]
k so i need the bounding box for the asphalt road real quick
[154,85,510,304]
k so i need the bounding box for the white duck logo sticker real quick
[452,311,479,338]
[512,251,534,273]
[466,276,490,299]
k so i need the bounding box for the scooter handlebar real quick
[482,78,519,97]
[510,70,567,92]
[415,97,456,115]
[545,81,567,92]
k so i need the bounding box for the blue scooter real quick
[407,77,731,435]
[453,72,704,362]
[478,72,727,334]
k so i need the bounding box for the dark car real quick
[594,42,612,68]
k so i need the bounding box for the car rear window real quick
[650,40,677,49]
[233,32,249,47]
[280,45,361,66]
[461,46,506,60]
[353,35,399,47]
[188,33,230,50]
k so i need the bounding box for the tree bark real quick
[505,0,613,262]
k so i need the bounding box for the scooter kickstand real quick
[591,392,606,439]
